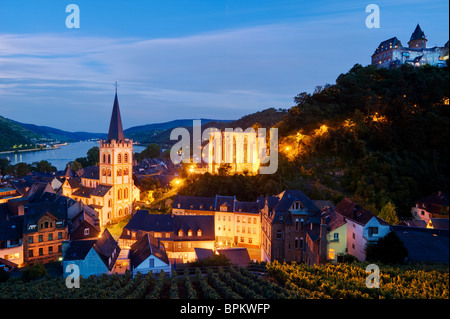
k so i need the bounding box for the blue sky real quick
[0,0,448,132]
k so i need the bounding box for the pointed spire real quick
[107,89,125,142]
[410,24,426,41]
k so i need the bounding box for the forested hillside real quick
[180,62,449,218]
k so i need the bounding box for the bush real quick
[21,263,48,282]
[365,231,408,264]
[0,267,10,283]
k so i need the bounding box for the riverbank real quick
[0,144,63,155]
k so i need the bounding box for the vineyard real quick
[0,263,448,299]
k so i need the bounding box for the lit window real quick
[328,249,335,260]
[197,230,202,237]
[188,229,193,237]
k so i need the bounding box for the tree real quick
[68,160,82,171]
[136,143,161,161]
[0,158,10,177]
[86,146,99,166]
[378,201,400,225]
[14,162,31,177]
[365,231,408,264]
[31,160,56,173]
[21,263,48,282]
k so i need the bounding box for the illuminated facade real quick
[372,24,449,69]
[63,91,140,227]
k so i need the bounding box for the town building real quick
[62,91,140,227]
[62,229,121,278]
[119,210,215,264]
[172,194,263,249]
[261,190,322,263]
[22,201,69,265]
[411,191,449,223]
[372,24,449,69]
[334,198,390,261]
[128,233,171,275]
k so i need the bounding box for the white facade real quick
[131,254,171,276]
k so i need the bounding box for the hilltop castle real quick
[372,24,449,69]
[62,91,140,227]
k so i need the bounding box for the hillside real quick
[180,62,449,218]
[0,116,41,151]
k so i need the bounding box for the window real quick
[48,246,53,254]
[243,217,246,223]
[188,229,193,237]
[48,233,53,241]
[253,218,257,224]
[124,168,129,176]
[352,233,356,239]
[108,154,111,164]
[103,154,106,163]
[124,188,128,199]
[39,248,43,256]
[276,230,282,239]
[118,154,122,164]
[178,243,182,249]
[28,236,33,244]
[218,215,221,221]
[248,238,253,244]
[124,153,129,163]
[368,227,378,237]
[117,169,122,177]
[38,235,43,242]
[333,233,339,240]
[178,230,184,237]
[149,258,154,268]
[240,237,244,243]
[44,222,48,228]
[248,227,251,234]
[295,219,299,231]
[236,226,240,233]
[28,250,33,258]
[58,232,62,239]
[197,230,202,237]
[58,245,62,252]
[84,228,90,236]
[236,216,240,222]
[294,237,299,249]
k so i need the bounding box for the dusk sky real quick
[0,0,448,132]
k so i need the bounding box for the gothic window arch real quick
[107,169,111,176]
[118,189,122,200]
[124,207,129,215]
[102,168,106,176]
[118,208,123,216]
[103,154,106,163]
[117,169,122,177]
[118,153,122,164]
[124,187,128,199]
[124,153,129,163]
[108,154,111,164]
[124,168,129,176]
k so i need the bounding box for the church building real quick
[62,90,140,227]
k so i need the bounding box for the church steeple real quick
[107,90,125,142]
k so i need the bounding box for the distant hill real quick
[0,116,42,151]
[124,118,234,145]
[15,121,107,142]
[125,109,287,146]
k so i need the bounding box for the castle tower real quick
[99,90,137,223]
[408,24,427,49]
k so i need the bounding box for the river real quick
[0,141,146,171]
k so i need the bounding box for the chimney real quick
[157,237,161,249]
[319,217,328,263]
[353,204,358,220]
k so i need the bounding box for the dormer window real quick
[187,229,193,237]
[177,203,181,208]
[197,229,202,237]
[178,229,184,237]
[292,201,303,210]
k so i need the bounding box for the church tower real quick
[99,89,137,224]
[408,24,427,49]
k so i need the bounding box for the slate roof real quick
[72,186,94,198]
[70,209,100,234]
[23,201,67,233]
[410,24,426,41]
[217,248,251,267]
[65,229,121,271]
[93,229,120,271]
[80,166,99,180]
[321,208,346,232]
[0,215,24,242]
[173,215,215,241]
[120,210,215,241]
[428,218,449,230]
[392,226,449,264]
[374,37,402,54]
[173,195,215,211]
[334,198,388,226]
[63,239,97,261]
[107,92,125,142]
[90,185,112,197]
[194,248,214,260]
[129,233,170,268]
[415,191,449,216]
